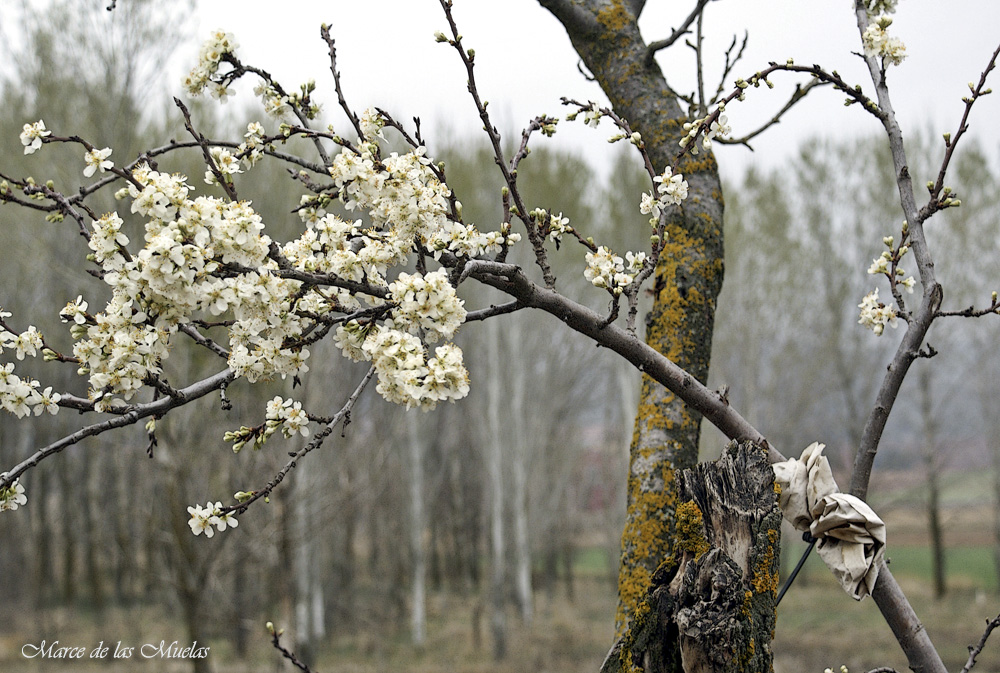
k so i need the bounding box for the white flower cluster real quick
[238,122,267,169]
[866,0,897,16]
[0,310,61,418]
[584,247,646,295]
[0,477,27,512]
[868,237,915,293]
[548,212,571,241]
[20,120,50,155]
[388,270,466,343]
[265,395,310,439]
[79,163,314,407]
[83,148,113,178]
[187,501,239,537]
[328,113,514,267]
[858,288,898,335]
[639,167,690,222]
[182,29,240,99]
[531,209,571,243]
[253,83,292,121]
[335,320,470,410]
[204,147,243,185]
[862,18,907,66]
[680,107,731,154]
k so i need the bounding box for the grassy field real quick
[2,480,999,672]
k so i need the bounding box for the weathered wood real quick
[601,441,781,673]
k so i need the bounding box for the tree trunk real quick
[486,320,507,661]
[601,442,780,673]
[538,0,725,635]
[510,324,534,625]
[407,414,427,647]
[919,368,946,598]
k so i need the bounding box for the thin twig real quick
[645,0,712,62]
[220,367,374,516]
[269,626,315,673]
[960,613,1000,673]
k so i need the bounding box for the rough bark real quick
[538,0,724,636]
[600,442,780,673]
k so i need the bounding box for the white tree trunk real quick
[487,320,507,660]
[294,465,325,662]
[407,414,427,647]
[510,322,533,626]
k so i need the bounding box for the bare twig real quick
[717,78,827,150]
[918,42,1000,222]
[174,97,239,201]
[645,0,712,63]
[437,0,556,288]
[268,625,315,673]
[320,24,364,144]
[220,367,374,516]
[960,613,1000,673]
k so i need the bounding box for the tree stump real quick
[602,441,781,673]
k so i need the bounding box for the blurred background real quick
[0,2,999,672]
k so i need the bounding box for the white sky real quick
[188,0,1000,182]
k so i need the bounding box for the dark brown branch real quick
[174,97,239,201]
[320,24,364,143]
[711,31,749,106]
[178,322,230,359]
[646,0,712,63]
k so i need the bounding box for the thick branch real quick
[0,369,235,489]
[467,265,779,461]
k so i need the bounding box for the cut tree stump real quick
[602,441,782,673]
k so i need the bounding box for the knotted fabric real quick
[772,442,886,600]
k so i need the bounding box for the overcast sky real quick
[184,1,1000,182]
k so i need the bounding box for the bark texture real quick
[600,442,781,673]
[538,0,725,635]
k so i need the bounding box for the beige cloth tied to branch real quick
[772,442,886,600]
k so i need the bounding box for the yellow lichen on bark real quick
[675,500,710,559]
[615,464,676,634]
[595,0,633,33]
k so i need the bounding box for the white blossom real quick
[20,120,51,155]
[0,478,27,512]
[858,288,898,336]
[83,147,114,177]
[187,501,238,537]
[862,18,907,66]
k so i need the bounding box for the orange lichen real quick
[675,500,709,558]
[596,0,633,33]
